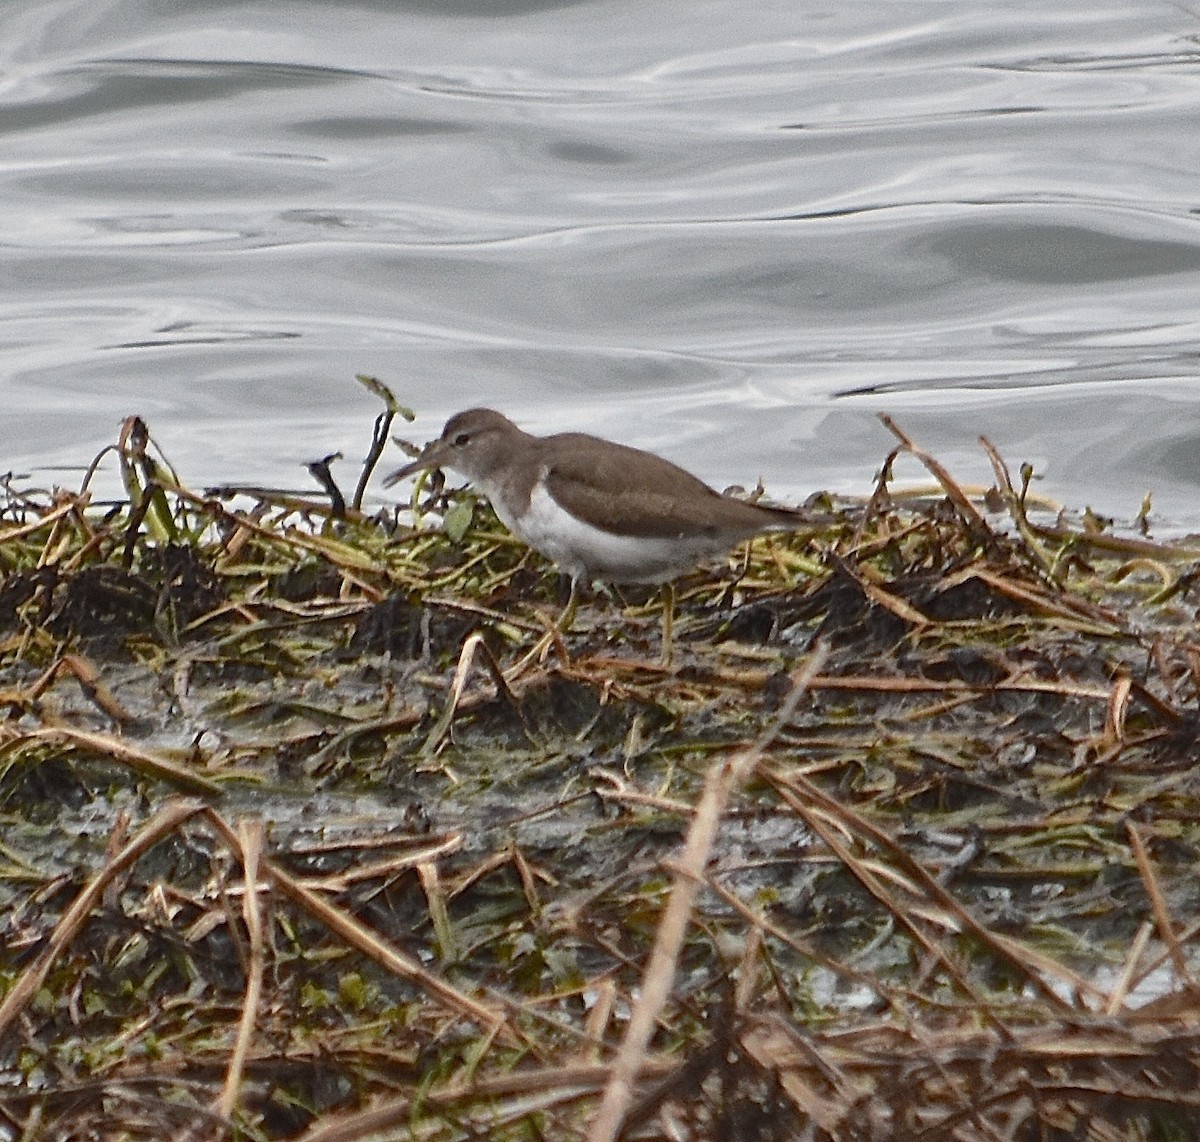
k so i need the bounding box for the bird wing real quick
[540,434,786,539]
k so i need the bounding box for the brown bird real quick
[385,407,805,588]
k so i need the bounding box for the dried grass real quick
[4,389,1200,1140]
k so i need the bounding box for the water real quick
[2,0,1198,526]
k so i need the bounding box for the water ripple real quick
[1,0,1198,523]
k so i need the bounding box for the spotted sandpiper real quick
[385,408,807,595]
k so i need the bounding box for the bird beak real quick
[382,438,451,487]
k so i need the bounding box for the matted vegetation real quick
[5,384,1200,1140]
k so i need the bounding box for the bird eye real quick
[452,432,470,446]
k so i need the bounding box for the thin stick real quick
[1126,822,1197,992]
[978,435,1056,578]
[878,413,989,535]
[215,819,266,1122]
[1105,921,1154,1015]
[9,725,221,797]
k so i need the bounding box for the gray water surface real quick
[3,1,1198,524]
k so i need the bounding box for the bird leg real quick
[557,575,580,632]
[660,580,676,668]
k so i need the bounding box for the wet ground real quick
[5,417,1200,1138]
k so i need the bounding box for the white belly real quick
[496,482,732,584]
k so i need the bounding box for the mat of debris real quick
[4,387,1200,1140]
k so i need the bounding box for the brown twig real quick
[214,818,266,1123]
